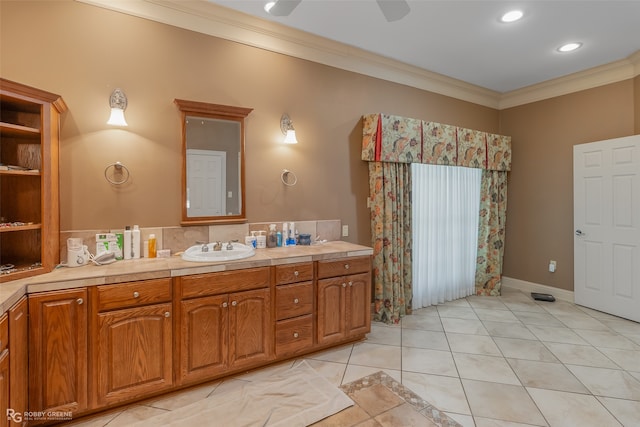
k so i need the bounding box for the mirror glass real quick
[175,99,252,224]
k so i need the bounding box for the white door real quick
[574,135,640,322]
[186,149,226,217]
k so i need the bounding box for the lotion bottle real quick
[132,225,141,259]
[282,223,288,247]
[148,234,157,258]
[123,226,132,260]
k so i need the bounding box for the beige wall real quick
[500,81,636,290]
[0,0,498,247]
[636,75,640,133]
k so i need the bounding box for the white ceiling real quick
[207,0,640,93]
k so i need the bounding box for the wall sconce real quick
[107,88,128,126]
[280,113,298,144]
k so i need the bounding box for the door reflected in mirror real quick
[175,99,252,225]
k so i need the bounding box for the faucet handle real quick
[226,241,234,250]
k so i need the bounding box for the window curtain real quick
[363,113,511,322]
[412,163,482,308]
[369,162,412,324]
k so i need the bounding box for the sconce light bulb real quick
[107,88,128,126]
[107,107,128,126]
[283,129,298,144]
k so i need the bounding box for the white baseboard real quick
[501,276,574,302]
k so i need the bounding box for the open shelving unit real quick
[0,78,67,283]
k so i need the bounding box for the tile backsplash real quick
[59,219,341,263]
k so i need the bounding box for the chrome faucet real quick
[226,240,237,250]
[196,241,209,252]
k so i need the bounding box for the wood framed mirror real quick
[175,99,252,225]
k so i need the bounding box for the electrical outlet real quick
[342,225,349,237]
[549,260,557,273]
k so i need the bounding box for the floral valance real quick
[362,113,511,171]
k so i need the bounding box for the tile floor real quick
[64,288,640,427]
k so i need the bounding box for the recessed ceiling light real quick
[264,1,275,13]
[558,42,582,53]
[501,10,523,23]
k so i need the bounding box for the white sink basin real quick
[181,242,255,262]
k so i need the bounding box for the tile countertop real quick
[0,241,373,314]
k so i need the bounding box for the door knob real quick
[575,229,585,236]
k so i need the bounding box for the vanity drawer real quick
[317,256,371,279]
[275,314,313,357]
[275,281,313,321]
[97,278,172,312]
[275,262,313,285]
[0,313,7,353]
[179,267,270,299]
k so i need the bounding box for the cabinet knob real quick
[222,302,228,308]
[294,298,299,304]
[349,281,353,287]
[133,291,140,298]
[76,298,84,305]
[232,300,237,306]
[293,332,299,338]
[164,311,170,318]
[294,270,299,277]
[344,264,350,270]
[342,282,347,288]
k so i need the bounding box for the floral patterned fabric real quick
[379,115,422,163]
[475,170,508,296]
[486,133,512,171]
[361,114,380,161]
[422,122,458,165]
[369,162,412,324]
[456,127,487,169]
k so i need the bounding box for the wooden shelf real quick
[0,169,41,176]
[0,223,41,233]
[0,121,41,138]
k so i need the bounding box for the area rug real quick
[326,371,463,427]
[129,360,354,427]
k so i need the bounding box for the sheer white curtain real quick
[411,163,482,308]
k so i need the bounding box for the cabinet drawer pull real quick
[164,311,170,318]
[294,270,299,277]
[222,302,228,308]
[76,298,84,305]
[133,291,140,298]
[293,332,299,338]
[342,282,346,288]
[232,301,237,307]
[294,298,299,304]
[344,264,350,270]
[349,281,353,287]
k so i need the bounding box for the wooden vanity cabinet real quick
[176,267,273,385]
[28,288,88,419]
[92,278,173,407]
[317,257,371,346]
[9,297,28,427]
[274,262,314,357]
[0,313,8,427]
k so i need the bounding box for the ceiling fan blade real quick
[267,0,302,16]
[376,0,410,22]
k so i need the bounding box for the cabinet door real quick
[179,294,229,385]
[346,272,371,337]
[9,297,28,427]
[0,349,8,427]
[29,289,88,416]
[317,277,347,345]
[228,288,272,370]
[96,303,173,406]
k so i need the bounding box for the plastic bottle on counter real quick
[148,234,157,258]
[267,224,277,248]
[132,225,141,259]
[256,231,267,249]
[123,226,132,260]
[282,223,289,247]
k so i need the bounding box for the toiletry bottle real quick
[256,231,266,249]
[148,234,157,258]
[124,226,132,260]
[267,224,277,248]
[276,230,282,247]
[282,223,289,247]
[132,225,141,259]
[288,221,296,246]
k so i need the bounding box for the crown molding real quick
[78,0,639,111]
